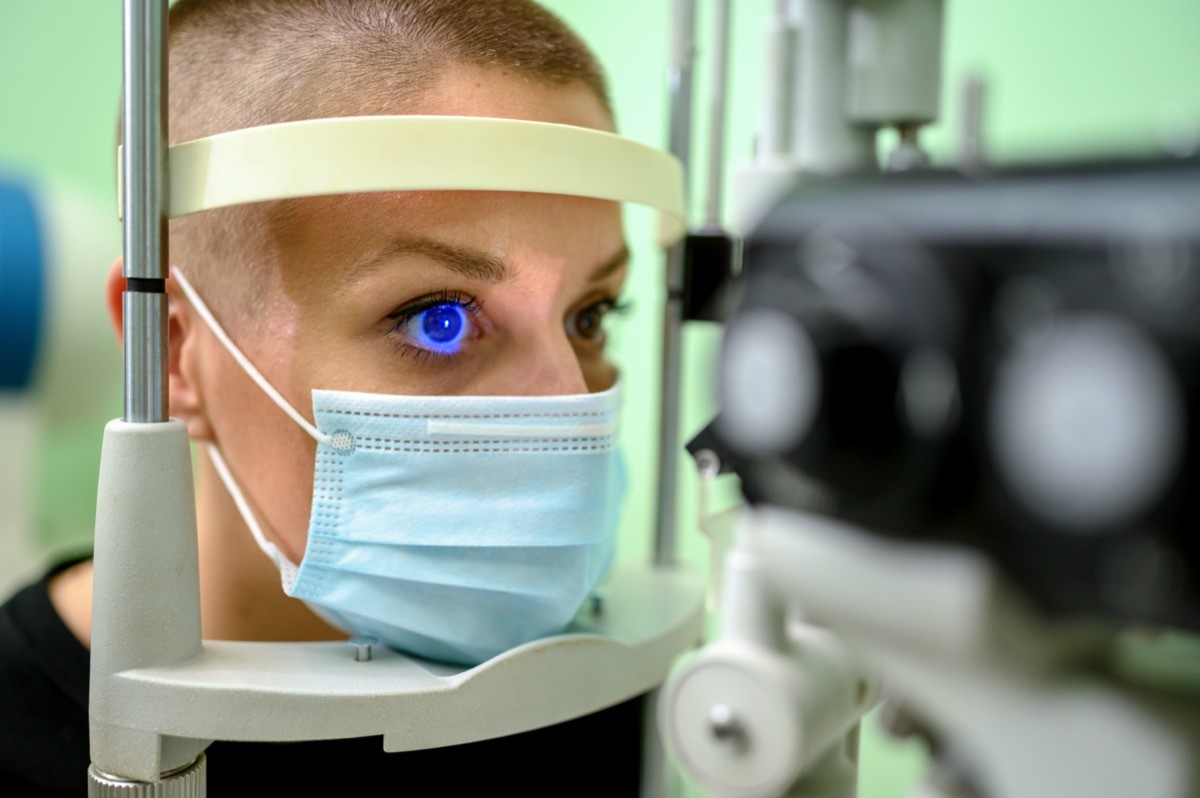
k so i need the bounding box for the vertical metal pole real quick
[654,0,697,569]
[759,0,798,160]
[959,73,988,172]
[90,1,206,791]
[703,0,732,229]
[646,7,698,798]
[122,0,169,424]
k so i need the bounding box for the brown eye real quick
[568,299,618,343]
[573,302,608,340]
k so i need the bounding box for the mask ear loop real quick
[171,267,319,592]
[169,268,332,446]
[205,442,301,592]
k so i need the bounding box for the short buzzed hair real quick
[165,0,612,327]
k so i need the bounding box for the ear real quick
[104,259,214,441]
[104,258,125,341]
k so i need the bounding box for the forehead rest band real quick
[118,115,686,245]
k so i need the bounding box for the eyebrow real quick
[591,245,631,283]
[348,235,513,286]
[347,235,630,287]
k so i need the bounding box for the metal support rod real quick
[122,0,169,423]
[656,246,685,568]
[759,0,798,160]
[655,0,698,567]
[703,0,733,227]
[959,73,988,172]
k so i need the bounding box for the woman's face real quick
[181,66,626,564]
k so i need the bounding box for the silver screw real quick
[349,635,379,662]
[708,703,748,752]
[694,449,721,480]
[887,123,931,173]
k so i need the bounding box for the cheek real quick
[582,356,618,393]
[203,346,320,565]
[252,424,319,565]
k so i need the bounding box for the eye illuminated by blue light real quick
[414,304,468,352]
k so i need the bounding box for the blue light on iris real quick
[415,304,468,352]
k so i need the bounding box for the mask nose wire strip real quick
[170,268,333,446]
[425,420,619,438]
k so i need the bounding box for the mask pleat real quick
[297,539,610,598]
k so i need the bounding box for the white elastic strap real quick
[171,268,332,446]
[205,443,301,592]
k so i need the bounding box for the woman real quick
[2,1,664,793]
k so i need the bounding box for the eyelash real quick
[569,296,633,343]
[386,289,483,363]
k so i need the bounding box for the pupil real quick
[423,305,463,344]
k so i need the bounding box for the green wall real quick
[2,1,1197,795]
[1,3,124,560]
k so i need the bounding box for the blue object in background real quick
[0,179,45,391]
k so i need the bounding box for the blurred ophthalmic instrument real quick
[658,2,1200,798]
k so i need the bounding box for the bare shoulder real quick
[48,559,93,648]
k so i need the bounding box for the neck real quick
[196,451,343,642]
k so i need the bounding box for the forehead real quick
[416,63,615,132]
[263,65,624,300]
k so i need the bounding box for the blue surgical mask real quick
[174,270,626,666]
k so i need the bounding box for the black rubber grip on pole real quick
[126,277,166,294]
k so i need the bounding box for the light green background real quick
[2,1,1198,796]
